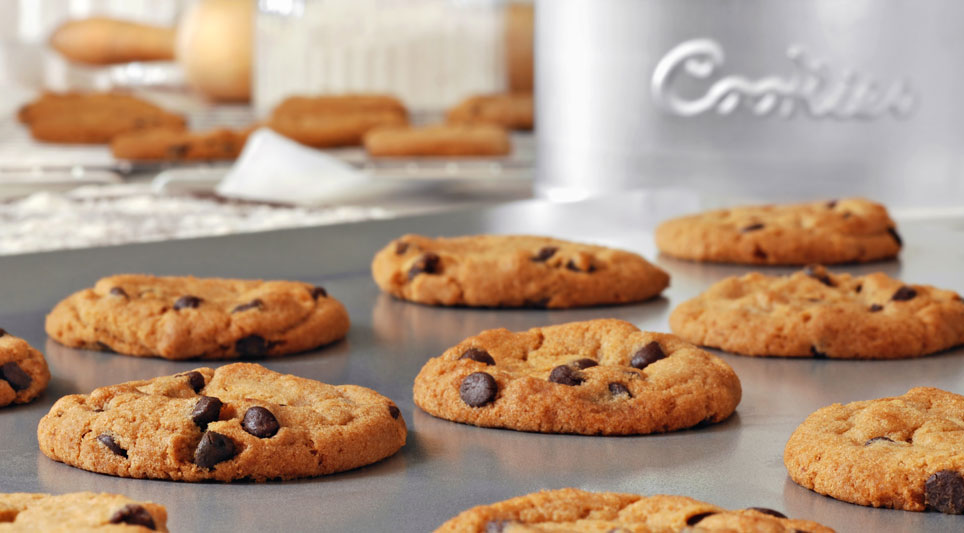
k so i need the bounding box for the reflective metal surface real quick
[0,192,961,532]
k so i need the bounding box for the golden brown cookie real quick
[268,94,408,147]
[18,92,186,144]
[655,198,901,265]
[447,93,534,130]
[110,127,253,161]
[413,319,741,435]
[50,17,175,65]
[0,329,50,408]
[364,124,511,157]
[785,387,964,514]
[0,492,167,532]
[435,488,834,532]
[45,274,350,360]
[372,234,669,308]
[37,363,407,482]
[670,265,964,359]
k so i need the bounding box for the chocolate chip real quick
[531,246,558,262]
[630,342,666,370]
[0,362,31,391]
[810,346,827,359]
[865,436,894,445]
[826,199,838,208]
[190,396,222,429]
[181,371,205,393]
[892,286,917,301]
[97,434,127,458]
[232,299,263,313]
[869,304,884,312]
[565,259,596,273]
[459,372,497,407]
[571,358,598,369]
[459,348,495,365]
[388,405,400,419]
[173,295,202,310]
[485,520,511,533]
[109,287,127,297]
[110,504,156,530]
[0,328,5,337]
[311,286,327,299]
[753,246,768,260]
[855,284,863,293]
[747,507,787,519]
[925,470,964,514]
[408,252,441,280]
[804,265,834,287]
[236,335,268,357]
[686,512,717,525]
[194,431,237,469]
[741,223,765,232]
[548,365,584,386]
[888,227,903,247]
[395,241,410,254]
[96,341,114,352]
[242,406,280,438]
[608,382,631,397]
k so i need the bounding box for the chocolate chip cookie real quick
[37,363,407,482]
[364,124,511,157]
[655,198,901,265]
[434,488,835,532]
[372,235,670,308]
[0,492,167,531]
[268,94,408,148]
[670,265,964,358]
[45,274,350,360]
[447,93,534,130]
[785,387,964,514]
[413,319,741,435]
[0,329,50,408]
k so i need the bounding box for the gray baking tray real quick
[1,191,962,532]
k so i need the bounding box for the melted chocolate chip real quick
[855,284,863,293]
[869,304,884,313]
[888,227,903,247]
[97,434,127,458]
[826,199,838,208]
[925,470,964,514]
[181,371,205,393]
[865,436,894,446]
[173,295,202,310]
[194,431,237,469]
[408,252,441,279]
[810,346,827,359]
[571,358,598,369]
[565,259,596,273]
[236,335,268,357]
[311,286,328,299]
[190,396,222,429]
[388,405,401,419]
[531,246,558,262]
[231,299,263,313]
[459,372,497,407]
[630,342,666,370]
[460,348,495,365]
[395,241,410,254]
[892,286,917,301]
[686,512,717,525]
[242,406,280,438]
[110,504,156,530]
[741,223,765,232]
[109,287,128,297]
[804,265,834,287]
[753,246,768,260]
[0,362,31,391]
[548,365,584,386]
[747,507,787,519]
[608,382,631,397]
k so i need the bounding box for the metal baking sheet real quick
[1,191,961,532]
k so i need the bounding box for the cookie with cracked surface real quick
[0,492,167,532]
[785,387,964,514]
[0,329,50,407]
[45,274,350,360]
[364,124,511,157]
[268,93,408,147]
[434,488,834,532]
[372,235,670,308]
[37,363,407,482]
[655,198,901,265]
[413,319,740,435]
[446,93,534,130]
[670,265,964,359]
[111,126,253,161]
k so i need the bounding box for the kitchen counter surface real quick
[1,191,961,532]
